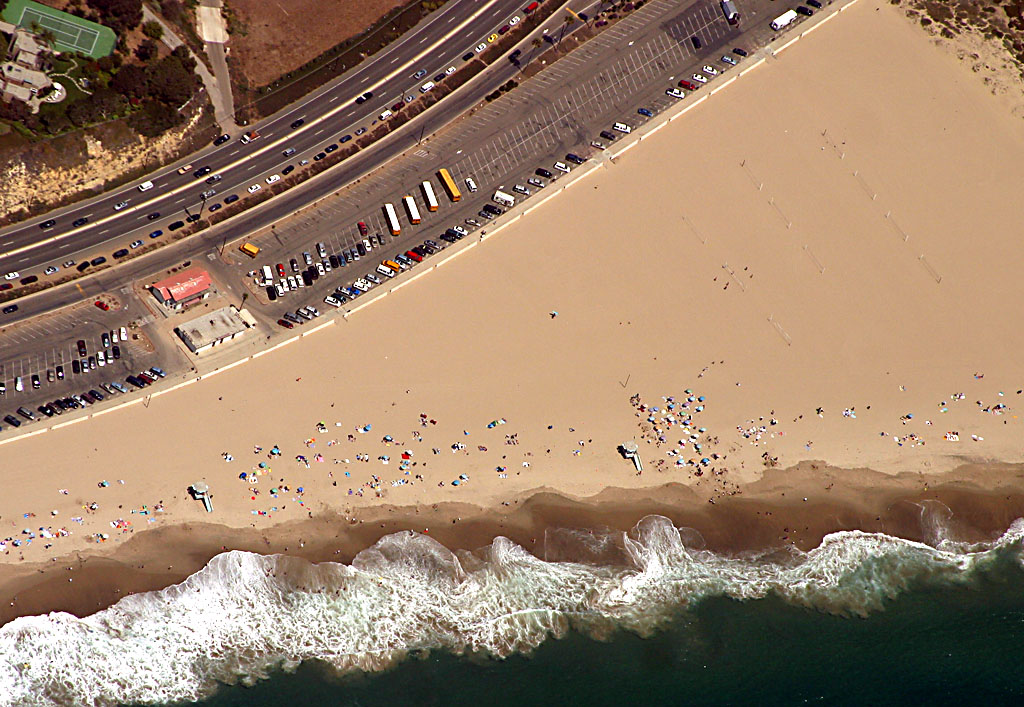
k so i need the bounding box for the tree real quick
[147,54,196,105]
[129,99,180,136]
[86,0,143,33]
[135,38,157,62]
[141,20,163,40]
[111,62,148,98]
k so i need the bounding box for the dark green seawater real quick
[172,551,1024,707]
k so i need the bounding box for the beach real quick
[3,0,1024,701]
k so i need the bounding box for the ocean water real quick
[2,512,1024,706]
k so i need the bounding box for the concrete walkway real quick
[142,4,236,130]
[197,0,235,128]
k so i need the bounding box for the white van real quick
[138,181,154,192]
[419,81,435,93]
[613,122,632,134]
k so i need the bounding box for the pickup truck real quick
[239,130,261,144]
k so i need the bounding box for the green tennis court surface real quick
[2,0,115,58]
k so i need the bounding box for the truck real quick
[492,190,516,208]
[239,130,261,144]
[720,0,740,24]
[771,9,798,30]
[239,242,261,258]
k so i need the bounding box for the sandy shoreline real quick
[3,0,1024,628]
[5,461,1024,625]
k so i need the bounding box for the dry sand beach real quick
[2,0,1024,621]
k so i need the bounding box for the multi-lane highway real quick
[0,0,555,274]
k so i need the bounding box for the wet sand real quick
[5,462,1024,625]
[3,0,1024,622]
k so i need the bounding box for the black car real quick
[324,144,339,153]
[147,212,161,220]
[213,133,230,146]
[434,73,445,82]
[290,118,305,129]
[39,219,56,230]
[483,204,503,215]
[89,389,105,401]
[796,5,813,14]
[329,254,340,269]
[355,91,373,104]
[90,256,106,266]
[690,35,702,50]
[56,365,64,379]
[600,130,617,141]
[194,166,213,178]
[186,214,200,223]
[266,285,277,301]
[314,152,327,161]
[536,167,553,179]
[566,153,585,165]
[733,47,748,56]
[376,233,386,247]
[101,333,110,348]
[356,242,366,257]
[72,360,81,375]
[208,203,222,212]
[224,194,239,204]
[72,217,89,227]
[412,246,428,258]
[205,174,222,185]
[2,304,17,314]
[340,135,352,143]
[113,248,129,259]
[20,275,37,285]
[76,261,91,272]
[807,0,822,6]
[112,345,120,359]
[302,271,314,287]
[3,414,20,428]
[282,165,295,175]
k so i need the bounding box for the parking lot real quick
[229,0,783,323]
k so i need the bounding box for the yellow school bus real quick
[437,168,461,202]
[239,242,261,258]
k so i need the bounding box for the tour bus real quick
[239,242,261,258]
[771,9,798,30]
[383,203,401,236]
[493,190,516,208]
[421,180,439,212]
[437,168,462,202]
[403,196,422,224]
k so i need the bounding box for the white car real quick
[452,225,468,236]
[97,351,106,367]
[553,161,571,173]
[379,109,393,121]
[365,272,381,285]
[692,73,708,83]
[248,184,262,193]
[275,282,286,297]
[444,66,456,75]
[509,15,521,25]
[475,42,487,53]
[4,272,19,280]
[324,295,342,308]
[130,239,143,249]
[590,140,605,149]
[353,279,370,291]
[44,265,59,275]
[702,65,718,75]
[721,55,737,66]
[113,201,129,211]
[316,262,325,276]
[465,177,478,192]
[266,174,281,184]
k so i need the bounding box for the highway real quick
[0,0,538,273]
[0,0,794,425]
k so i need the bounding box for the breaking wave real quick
[2,512,1023,706]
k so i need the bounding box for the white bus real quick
[383,203,401,236]
[403,195,421,224]
[421,180,439,212]
[493,190,516,208]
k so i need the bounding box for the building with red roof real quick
[150,268,213,311]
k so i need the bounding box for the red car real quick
[405,250,423,263]
[357,221,369,236]
[277,318,294,329]
[94,300,110,311]
[276,263,286,277]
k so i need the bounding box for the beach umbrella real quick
[239,472,247,479]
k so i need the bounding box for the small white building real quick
[174,305,253,354]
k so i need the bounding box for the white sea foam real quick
[1,515,1022,707]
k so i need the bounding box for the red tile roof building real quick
[150,268,212,310]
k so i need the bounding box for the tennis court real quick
[1,0,116,58]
